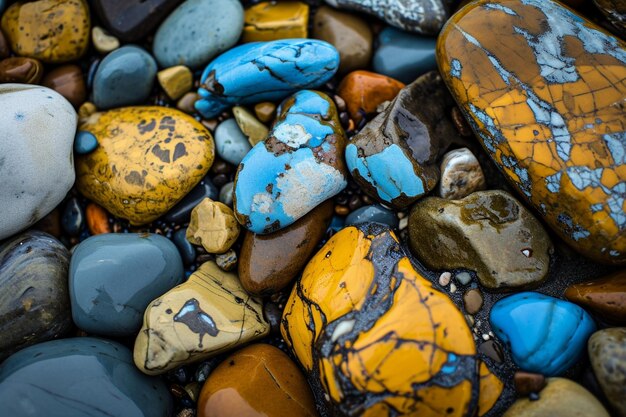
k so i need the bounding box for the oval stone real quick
[337,70,405,123]
[588,328,626,417]
[215,118,252,165]
[565,270,626,324]
[437,0,626,264]
[75,106,215,225]
[69,233,184,337]
[41,64,87,108]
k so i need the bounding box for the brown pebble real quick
[463,288,483,314]
[0,29,10,59]
[479,340,503,363]
[86,203,111,235]
[254,101,276,124]
[335,205,349,216]
[564,270,626,325]
[337,70,405,123]
[451,106,474,137]
[177,92,200,114]
[32,208,62,238]
[348,195,362,211]
[201,119,218,132]
[0,57,43,84]
[514,371,547,396]
[42,64,86,108]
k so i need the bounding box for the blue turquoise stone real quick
[92,45,157,110]
[234,90,348,234]
[0,337,172,417]
[74,130,98,154]
[345,204,398,228]
[329,215,345,232]
[490,292,597,376]
[69,233,184,336]
[195,39,340,118]
[215,118,252,165]
[372,28,437,84]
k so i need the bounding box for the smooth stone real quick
[0,27,9,59]
[0,57,43,84]
[215,249,237,272]
[239,199,334,296]
[69,233,184,337]
[85,203,111,235]
[74,130,98,154]
[593,0,626,39]
[242,1,309,43]
[158,65,193,101]
[195,39,339,118]
[345,71,462,210]
[588,328,626,417]
[134,261,269,375]
[408,190,553,290]
[437,0,626,264]
[514,372,547,396]
[463,288,483,315]
[0,231,71,361]
[92,0,183,42]
[93,46,157,110]
[233,90,348,234]
[177,92,200,114]
[345,204,398,228]
[373,27,437,84]
[281,223,484,416]
[215,118,252,165]
[439,148,486,199]
[565,270,626,324]
[1,0,90,63]
[0,337,173,417]
[455,271,473,286]
[490,292,596,376]
[92,26,120,54]
[503,378,609,417]
[478,362,505,417]
[61,197,85,236]
[41,64,87,108]
[153,0,244,69]
[312,5,373,74]
[219,181,234,206]
[75,107,215,225]
[186,198,240,254]
[197,344,318,417]
[172,228,196,266]
[0,84,76,240]
[232,106,269,146]
[337,70,405,123]
[163,175,219,224]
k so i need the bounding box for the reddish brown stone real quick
[0,57,43,84]
[42,64,86,108]
[565,270,626,324]
[337,70,404,123]
[514,371,547,396]
[86,203,111,235]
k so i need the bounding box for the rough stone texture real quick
[186,198,240,254]
[588,328,626,417]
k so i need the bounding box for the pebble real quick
[254,101,276,124]
[41,64,87,108]
[0,57,43,84]
[219,181,234,206]
[455,271,473,286]
[337,70,405,123]
[69,233,183,336]
[1,0,90,63]
[0,85,76,240]
[345,71,461,210]
[234,90,348,234]
[565,270,626,325]
[73,130,98,154]
[490,292,596,376]
[75,106,215,225]
[439,271,452,287]
[312,6,373,74]
[134,261,269,375]
[163,175,219,224]
[62,198,85,236]
[372,27,437,84]
[502,377,609,417]
[153,0,244,69]
[409,190,553,290]
[0,231,71,361]
[439,148,486,199]
[158,65,193,101]
[239,199,333,296]
[215,249,237,272]
[514,372,547,396]
[214,118,252,165]
[0,337,173,417]
[186,198,240,254]
[195,39,340,118]
[345,204,398,228]
[437,0,626,264]
[588,328,626,417]
[197,344,318,417]
[85,202,111,235]
[463,288,483,314]
[232,106,269,146]
[242,1,309,43]
[92,45,157,110]
[91,26,120,54]
[177,92,200,114]
[172,228,196,266]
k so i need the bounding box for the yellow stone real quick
[1,0,90,63]
[254,101,276,124]
[157,65,193,101]
[75,106,215,225]
[478,361,504,416]
[233,106,269,146]
[242,1,309,43]
[92,26,119,54]
[186,198,240,254]
[134,261,269,375]
[77,101,97,121]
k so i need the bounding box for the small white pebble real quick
[475,319,482,327]
[489,331,494,337]
[482,334,490,341]
[324,393,330,402]
[397,212,406,219]
[439,272,452,286]
[399,217,408,230]
[521,248,532,257]
[450,283,457,293]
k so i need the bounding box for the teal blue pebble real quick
[345,204,398,228]
[490,292,597,376]
[69,233,184,337]
[215,118,252,165]
[74,131,98,154]
[0,337,173,417]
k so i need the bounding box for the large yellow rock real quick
[75,106,215,225]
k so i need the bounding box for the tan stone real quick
[92,26,119,54]
[187,198,240,254]
[254,101,276,124]
[233,106,269,146]
[158,65,193,100]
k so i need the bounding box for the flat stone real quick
[565,270,626,325]
[588,328,626,417]
[186,198,240,254]
[214,118,252,165]
[242,1,309,43]
[439,148,486,199]
[337,70,404,123]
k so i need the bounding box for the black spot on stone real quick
[125,170,145,186]
[15,112,25,121]
[159,116,176,132]
[138,119,156,134]
[152,144,171,163]
[173,143,187,162]
[174,299,219,348]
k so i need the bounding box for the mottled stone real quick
[0,231,71,361]
[565,270,626,324]
[195,39,339,118]
[186,198,240,254]
[1,0,90,63]
[0,85,76,240]
[337,70,405,123]
[437,0,626,264]
[589,328,626,417]
[41,64,86,108]
[0,337,173,417]
[69,233,184,337]
[75,107,215,225]
[198,344,318,417]
[158,65,193,101]
[345,204,398,228]
[439,148,486,199]
[234,90,348,234]
[0,57,43,84]
[134,261,269,375]
[491,292,596,376]
[373,28,437,84]
[282,223,484,417]
[409,190,552,290]
[215,118,252,165]
[92,26,120,54]
[242,1,309,43]
[593,0,626,39]
[233,106,269,146]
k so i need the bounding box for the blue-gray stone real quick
[74,130,98,154]
[345,204,398,228]
[92,45,157,110]
[0,337,173,417]
[163,175,218,224]
[195,39,340,118]
[215,118,252,165]
[219,181,234,206]
[172,228,196,266]
[153,0,243,69]
[69,233,184,336]
[372,27,437,84]
[61,197,85,236]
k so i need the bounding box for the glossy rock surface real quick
[234,90,348,234]
[565,270,626,324]
[242,1,309,43]
[337,70,405,123]
[437,0,626,264]
[195,39,339,118]
[41,64,87,108]
[588,328,626,417]
[163,174,218,224]
[75,106,215,225]
[439,147,486,199]
[0,57,43,84]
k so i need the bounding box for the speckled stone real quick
[153,0,244,69]
[345,204,398,228]
[242,1,309,43]
[134,261,269,375]
[565,270,626,324]
[439,148,486,199]
[215,118,252,165]
[0,57,43,84]
[186,198,240,254]
[588,328,626,417]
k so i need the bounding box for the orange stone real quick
[337,70,405,123]
[86,203,111,235]
[565,269,626,324]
